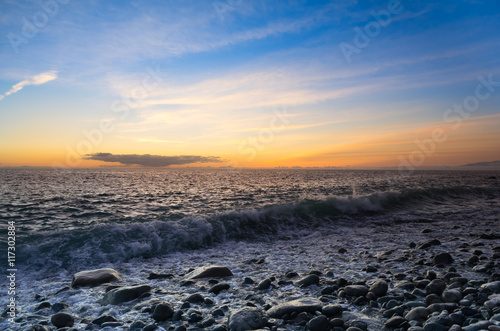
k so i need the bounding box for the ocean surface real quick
[1,168,499,275]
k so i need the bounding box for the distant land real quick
[462,160,500,167]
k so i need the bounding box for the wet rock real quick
[267,297,322,318]
[322,304,342,317]
[130,320,147,330]
[344,285,369,297]
[71,268,122,287]
[186,293,204,303]
[462,321,493,331]
[228,307,266,331]
[92,315,117,325]
[448,325,462,331]
[185,265,233,279]
[296,274,320,287]
[31,325,53,331]
[307,315,329,331]
[418,239,441,249]
[428,303,458,313]
[257,278,272,290]
[101,284,151,305]
[152,302,174,321]
[369,279,388,297]
[481,281,500,293]
[426,279,447,295]
[51,302,68,313]
[51,312,74,328]
[385,316,406,328]
[209,283,230,295]
[467,256,479,265]
[35,302,51,311]
[442,289,462,303]
[147,272,173,280]
[433,253,454,265]
[405,307,429,321]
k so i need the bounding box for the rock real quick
[31,325,53,331]
[433,253,454,265]
[228,307,266,331]
[344,285,369,297]
[92,315,117,325]
[462,321,493,331]
[209,283,230,295]
[448,324,462,331]
[322,304,342,317]
[100,284,151,305]
[71,268,122,287]
[385,316,406,328]
[296,274,320,287]
[147,272,173,280]
[35,302,51,311]
[426,279,447,295]
[307,315,329,331]
[418,239,441,249]
[51,312,74,328]
[369,279,388,297]
[185,266,233,279]
[428,303,458,313]
[51,302,68,313]
[481,281,500,293]
[423,322,446,331]
[257,278,272,290]
[267,297,322,318]
[442,289,462,303]
[130,320,147,330]
[152,302,174,321]
[186,293,205,303]
[405,307,429,321]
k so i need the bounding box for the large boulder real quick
[185,266,233,279]
[228,307,266,331]
[101,284,151,305]
[267,297,322,318]
[71,268,122,287]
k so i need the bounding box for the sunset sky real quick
[0,0,499,168]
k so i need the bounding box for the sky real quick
[0,0,499,168]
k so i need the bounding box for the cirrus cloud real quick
[84,152,225,167]
[0,71,58,101]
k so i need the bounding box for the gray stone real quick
[462,321,493,331]
[228,307,266,331]
[481,281,500,293]
[100,284,151,305]
[51,312,74,328]
[152,302,174,321]
[405,307,429,321]
[442,289,462,303]
[186,293,205,303]
[369,279,388,297]
[257,278,272,290]
[433,253,454,265]
[186,266,233,279]
[344,285,369,297]
[426,279,447,295]
[428,303,458,313]
[385,316,406,328]
[322,304,342,317]
[307,315,329,331]
[71,268,122,287]
[296,274,320,287]
[209,283,230,295]
[267,297,322,318]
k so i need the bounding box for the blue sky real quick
[0,0,499,167]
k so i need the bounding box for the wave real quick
[14,185,500,272]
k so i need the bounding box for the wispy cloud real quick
[0,71,57,101]
[84,152,224,167]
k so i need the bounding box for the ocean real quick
[1,168,499,330]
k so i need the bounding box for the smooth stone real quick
[405,307,430,321]
[448,325,462,331]
[307,315,329,331]
[130,320,147,330]
[51,312,74,328]
[433,253,454,265]
[71,268,122,287]
[228,307,266,331]
[442,289,463,303]
[423,322,446,331]
[257,278,272,290]
[296,274,320,287]
[152,302,174,321]
[418,239,441,249]
[369,279,388,297]
[426,280,447,295]
[481,281,500,293]
[92,315,117,325]
[100,284,151,305]
[344,285,369,297]
[31,325,53,331]
[322,304,342,317]
[462,321,493,331]
[186,293,204,303]
[385,316,407,328]
[185,266,233,279]
[428,303,458,313]
[209,283,230,295]
[488,325,500,331]
[267,297,322,318]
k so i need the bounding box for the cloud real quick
[84,153,224,167]
[0,71,57,101]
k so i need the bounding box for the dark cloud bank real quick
[84,153,224,167]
